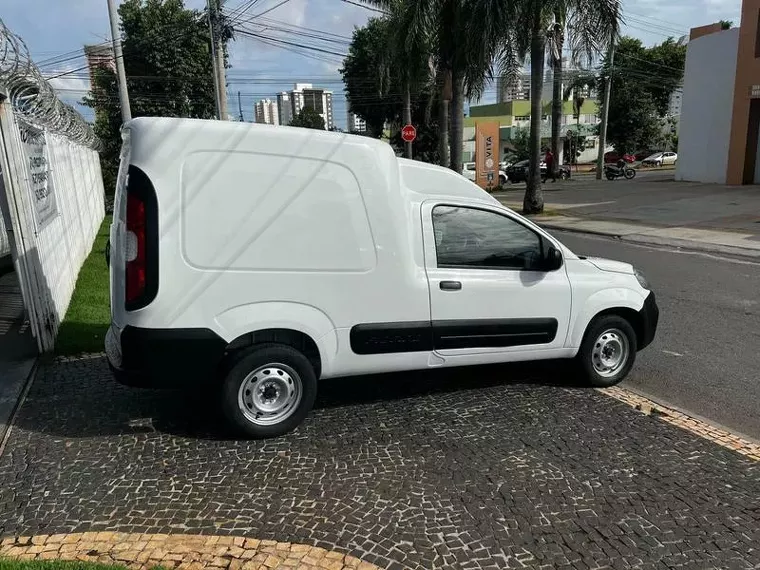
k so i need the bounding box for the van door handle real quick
[440,280,462,291]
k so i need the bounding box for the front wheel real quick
[576,315,637,387]
[221,343,317,438]
[624,168,636,179]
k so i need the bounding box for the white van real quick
[106,118,658,438]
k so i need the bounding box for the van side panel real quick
[121,118,432,379]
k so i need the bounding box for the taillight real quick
[124,166,157,311]
[125,192,146,304]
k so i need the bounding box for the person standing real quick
[543,148,556,183]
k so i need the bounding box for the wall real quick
[0,99,105,351]
[676,28,740,184]
[727,0,760,184]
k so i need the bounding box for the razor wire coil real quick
[0,18,100,149]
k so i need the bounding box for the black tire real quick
[560,170,569,180]
[575,315,637,387]
[624,168,636,180]
[221,343,317,438]
[605,171,616,181]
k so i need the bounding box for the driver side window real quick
[432,205,544,270]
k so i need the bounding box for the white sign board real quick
[19,125,58,228]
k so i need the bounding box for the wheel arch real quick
[567,289,646,350]
[214,302,337,378]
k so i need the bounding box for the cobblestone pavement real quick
[1,532,382,570]
[1,356,760,570]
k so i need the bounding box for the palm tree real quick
[365,0,506,171]
[503,0,621,214]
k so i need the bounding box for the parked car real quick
[642,151,677,167]
[634,149,661,162]
[604,151,635,164]
[106,117,659,438]
[506,159,571,182]
[462,162,508,185]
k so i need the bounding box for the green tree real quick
[83,0,226,191]
[364,0,501,172]
[602,36,686,153]
[340,18,399,138]
[499,0,621,214]
[720,20,733,29]
[289,107,326,130]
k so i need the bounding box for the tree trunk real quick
[439,68,451,167]
[550,11,563,178]
[403,81,412,159]
[449,68,464,173]
[524,4,545,215]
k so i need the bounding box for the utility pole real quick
[596,43,615,180]
[206,0,227,120]
[107,0,131,123]
[238,91,244,122]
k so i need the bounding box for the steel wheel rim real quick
[238,363,302,426]
[591,329,629,378]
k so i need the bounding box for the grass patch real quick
[55,215,112,356]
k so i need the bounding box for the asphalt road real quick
[551,229,760,441]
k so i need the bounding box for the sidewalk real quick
[0,270,37,445]
[495,175,760,258]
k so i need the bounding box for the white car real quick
[462,161,508,185]
[107,117,659,438]
[642,151,677,167]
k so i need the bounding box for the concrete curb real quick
[536,220,760,261]
[0,533,385,570]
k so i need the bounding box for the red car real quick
[604,151,635,164]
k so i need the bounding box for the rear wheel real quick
[576,315,637,387]
[605,171,616,181]
[221,343,317,438]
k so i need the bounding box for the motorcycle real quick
[604,163,636,180]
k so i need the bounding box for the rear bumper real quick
[106,324,227,388]
[637,292,659,351]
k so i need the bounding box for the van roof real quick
[125,117,498,206]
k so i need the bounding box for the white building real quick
[254,99,279,126]
[276,83,334,129]
[347,112,366,133]
[676,25,740,184]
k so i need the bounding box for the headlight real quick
[634,268,650,290]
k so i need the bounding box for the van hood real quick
[586,256,634,275]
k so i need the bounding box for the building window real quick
[514,115,530,121]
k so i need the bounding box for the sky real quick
[0,0,745,129]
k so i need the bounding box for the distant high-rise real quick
[254,99,279,125]
[84,44,115,86]
[276,83,334,129]
[347,111,366,133]
[277,92,293,126]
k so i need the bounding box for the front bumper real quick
[106,323,227,388]
[637,291,659,351]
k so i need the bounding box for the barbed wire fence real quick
[0,17,99,149]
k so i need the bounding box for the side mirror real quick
[544,246,562,271]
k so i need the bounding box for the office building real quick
[347,111,366,132]
[276,83,334,129]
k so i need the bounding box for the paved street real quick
[552,230,760,441]
[498,174,760,235]
[1,351,760,569]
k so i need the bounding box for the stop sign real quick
[401,124,416,143]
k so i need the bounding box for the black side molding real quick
[350,321,433,355]
[433,318,558,350]
[350,318,558,355]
